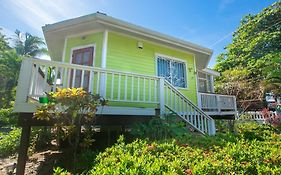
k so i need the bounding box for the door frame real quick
[69,44,96,66]
[68,44,96,90]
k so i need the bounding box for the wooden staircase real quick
[161,80,216,135]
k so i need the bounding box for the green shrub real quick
[0,107,18,126]
[88,134,281,175]
[131,115,188,140]
[0,128,21,157]
[53,167,71,175]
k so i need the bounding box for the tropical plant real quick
[14,29,47,57]
[35,88,107,172]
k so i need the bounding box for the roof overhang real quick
[42,13,213,69]
[202,68,220,77]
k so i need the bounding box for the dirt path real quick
[0,150,62,175]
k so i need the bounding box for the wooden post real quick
[16,125,31,175]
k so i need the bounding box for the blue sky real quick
[0,0,276,67]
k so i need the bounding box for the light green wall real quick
[107,32,198,104]
[63,31,198,107]
[64,32,103,67]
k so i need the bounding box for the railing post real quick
[209,119,216,135]
[15,58,33,105]
[217,95,221,115]
[159,78,165,116]
[99,72,106,97]
[233,96,237,117]
[197,93,202,108]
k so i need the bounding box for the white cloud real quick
[5,0,90,34]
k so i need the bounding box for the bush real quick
[131,115,188,140]
[0,128,21,157]
[88,135,281,174]
[88,123,281,175]
[0,107,18,126]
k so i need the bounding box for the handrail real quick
[16,58,161,106]
[163,79,216,135]
[164,80,213,120]
[30,58,160,80]
[199,92,236,98]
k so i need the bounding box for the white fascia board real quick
[42,13,213,56]
[202,68,220,76]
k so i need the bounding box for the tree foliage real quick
[14,29,47,57]
[214,1,281,109]
[0,30,22,108]
[0,29,47,108]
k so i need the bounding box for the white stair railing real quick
[160,78,216,135]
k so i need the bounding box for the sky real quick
[0,0,276,67]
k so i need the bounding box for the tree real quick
[0,28,10,51]
[214,1,281,109]
[0,30,22,108]
[14,30,47,57]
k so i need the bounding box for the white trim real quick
[42,13,213,55]
[155,53,187,63]
[69,44,96,66]
[14,102,156,116]
[201,68,220,77]
[96,106,156,115]
[61,37,68,62]
[193,55,201,107]
[100,30,108,97]
[101,30,108,68]
[155,53,188,89]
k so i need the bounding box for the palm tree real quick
[14,29,47,57]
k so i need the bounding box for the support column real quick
[100,30,108,97]
[16,125,31,175]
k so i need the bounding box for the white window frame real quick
[155,53,188,89]
[69,43,96,67]
[197,70,214,93]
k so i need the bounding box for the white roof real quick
[42,13,213,69]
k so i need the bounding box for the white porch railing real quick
[15,58,160,105]
[198,92,237,115]
[238,111,279,122]
[15,58,216,135]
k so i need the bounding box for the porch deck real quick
[198,92,237,116]
[14,58,236,116]
[14,58,237,135]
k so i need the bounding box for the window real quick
[70,46,94,90]
[198,71,213,93]
[157,55,187,88]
